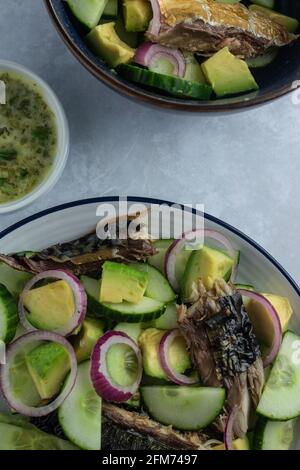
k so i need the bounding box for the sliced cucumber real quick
[114,322,142,342]
[59,361,102,450]
[141,386,225,431]
[118,64,213,100]
[257,331,300,420]
[131,263,176,303]
[81,275,166,322]
[246,49,278,69]
[0,413,32,429]
[0,284,19,343]
[146,302,178,330]
[107,343,140,387]
[253,418,295,450]
[67,0,108,29]
[0,422,78,450]
[0,262,32,297]
[251,0,274,8]
[148,239,173,273]
[100,297,166,323]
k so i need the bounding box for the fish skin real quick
[0,234,156,276]
[102,402,211,450]
[178,279,264,438]
[147,0,298,58]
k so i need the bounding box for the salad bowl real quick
[0,196,299,450]
[45,0,300,112]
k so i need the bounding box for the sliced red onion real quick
[148,0,161,36]
[0,331,77,417]
[91,331,142,403]
[238,289,282,367]
[159,329,197,385]
[224,406,239,450]
[135,42,186,78]
[18,270,87,337]
[165,229,238,292]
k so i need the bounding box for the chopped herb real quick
[0,149,17,161]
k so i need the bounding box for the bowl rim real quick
[45,0,299,113]
[1,195,299,298]
[0,59,70,214]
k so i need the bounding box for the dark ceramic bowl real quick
[45,0,300,112]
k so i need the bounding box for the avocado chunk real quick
[182,245,234,302]
[25,342,71,400]
[201,47,259,97]
[72,318,104,363]
[123,0,152,32]
[213,436,250,450]
[246,293,293,347]
[100,261,148,304]
[87,22,135,68]
[23,280,75,331]
[249,5,299,33]
[138,328,191,380]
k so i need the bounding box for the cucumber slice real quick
[148,239,173,273]
[0,284,19,343]
[81,275,166,322]
[151,302,178,330]
[0,422,78,450]
[100,297,166,323]
[253,418,295,450]
[141,386,225,431]
[131,263,176,303]
[257,331,300,420]
[118,64,213,100]
[246,49,278,69]
[114,322,142,342]
[107,343,140,387]
[0,262,32,297]
[58,361,102,450]
[0,413,32,429]
[67,0,108,29]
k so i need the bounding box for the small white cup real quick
[0,60,69,214]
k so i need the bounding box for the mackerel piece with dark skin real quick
[147,0,298,59]
[178,279,264,438]
[0,211,156,278]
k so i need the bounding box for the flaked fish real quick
[147,0,298,58]
[178,279,264,437]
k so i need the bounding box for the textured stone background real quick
[0,0,299,283]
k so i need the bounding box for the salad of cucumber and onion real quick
[65,0,299,100]
[0,226,299,451]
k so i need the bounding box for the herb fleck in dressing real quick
[0,72,57,204]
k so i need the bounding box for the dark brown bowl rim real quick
[45,0,298,112]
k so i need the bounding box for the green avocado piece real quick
[182,245,234,302]
[100,261,149,304]
[249,5,299,33]
[25,342,71,401]
[138,328,191,380]
[123,0,152,32]
[87,22,135,68]
[72,318,104,363]
[23,280,75,331]
[201,47,259,97]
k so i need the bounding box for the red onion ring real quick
[148,0,161,36]
[165,229,238,292]
[18,270,87,337]
[135,42,186,78]
[224,406,239,450]
[159,329,197,385]
[0,331,77,417]
[238,289,282,367]
[91,331,142,403]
